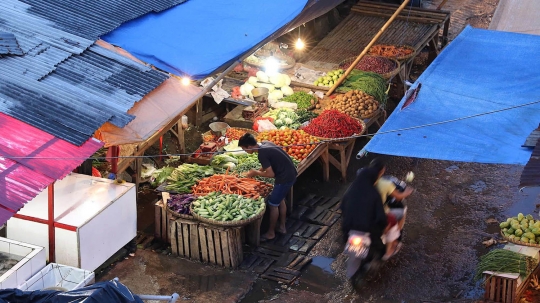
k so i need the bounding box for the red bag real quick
[253,116,274,131]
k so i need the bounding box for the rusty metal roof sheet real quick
[16,0,188,40]
[0,0,169,145]
[0,112,103,224]
[0,32,23,56]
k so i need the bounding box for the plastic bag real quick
[257,120,277,132]
[253,117,274,131]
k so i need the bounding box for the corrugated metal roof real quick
[17,0,188,40]
[0,112,103,223]
[0,0,170,145]
[520,139,540,188]
[523,124,540,147]
[0,32,23,56]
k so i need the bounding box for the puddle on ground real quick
[239,256,340,302]
[505,187,540,218]
[175,274,228,292]
[295,256,340,294]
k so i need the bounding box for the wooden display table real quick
[287,142,329,213]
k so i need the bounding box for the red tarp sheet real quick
[0,113,103,222]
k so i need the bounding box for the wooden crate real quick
[198,223,243,268]
[483,271,522,303]
[155,198,172,243]
[170,218,201,261]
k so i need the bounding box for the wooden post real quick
[48,184,55,263]
[326,0,411,96]
[195,98,203,127]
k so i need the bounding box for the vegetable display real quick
[475,249,537,281]
[282,91,317,110]
[368,44,414,59]
[167,194,196,215]
[166,164,215,193]
[296,109,319,124]
[302,110,364,139]
[313,69,344,88]
[257,129,320,161]
[239,71,292,101]
[226,128,251,141]
[192,174,273,199]
[191,192,265,222]
[151,166,175,187]
[335,70,387,104]
[500,213,540,244]
[340,56,396,75]
[263,108,300,129]
[327,90,379,118]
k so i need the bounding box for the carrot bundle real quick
[192,174,273,199]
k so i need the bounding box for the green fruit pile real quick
[501,213,540,244]
[313,69,344,87]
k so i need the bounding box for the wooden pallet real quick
[239,253,275,273]
[170,218,201,261]
[198,223,243,268]
[261,253,312,284]
[297,195,341,211]
[291,205,341,226]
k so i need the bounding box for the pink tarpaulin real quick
[0,113,103,223]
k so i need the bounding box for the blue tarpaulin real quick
[361,26,540,165]
[102,0,332,79]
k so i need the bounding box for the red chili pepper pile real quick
[340,56,396,74]
[302,110,364,138]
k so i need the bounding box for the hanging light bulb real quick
[181,77,190,86]
[295,38,305,50]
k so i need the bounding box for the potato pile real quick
[327,90,379,118]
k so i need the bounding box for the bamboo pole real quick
[326,0,411,96]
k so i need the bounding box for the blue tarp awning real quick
[102,0,343,79]
[362,26,540,165]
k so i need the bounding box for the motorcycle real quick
[345,172,414,284]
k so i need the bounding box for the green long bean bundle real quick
[474,249,538,281]
[336,70,387,105]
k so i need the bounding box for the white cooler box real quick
[18,263,94,291]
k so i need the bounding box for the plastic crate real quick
[18,263,95,291]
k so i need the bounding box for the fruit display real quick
[500,213,540,244]
[313,69,344,88]
[327,90,379,118]
[257,129,320,161]
[191,192,266,222]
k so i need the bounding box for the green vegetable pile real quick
[166,164,215,193]
[475,249,537,281]
[263,108,300,129]
[191,192,265,222]
[150,166,175,187]
[336,70,387,104]
[211,152,300,184]
[282,91,317,110]
[500,213,540,244]
[296,109,319,124]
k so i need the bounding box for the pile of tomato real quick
[257,129,320,161]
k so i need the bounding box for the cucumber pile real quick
[313,69,344,87]
[191,192,265,222]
